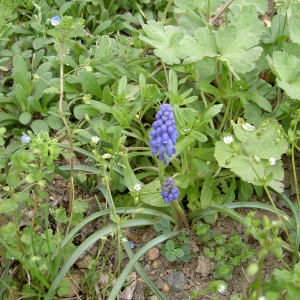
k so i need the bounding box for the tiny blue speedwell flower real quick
[149,104,178,164]
[129,241,135,249]
[21,133,30,143]
[161,177,179,204]
[50,16,61,26]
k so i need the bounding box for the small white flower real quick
[218,284,226,294]
[269,157,276,165]
[91,136,100,143]
[50,16,61,26]
[21,133,31,143]
[223,135,234,144]
[258,297,266,300]
[133,183,142,191]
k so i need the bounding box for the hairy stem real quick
[58,33,75,234]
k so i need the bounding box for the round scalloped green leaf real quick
[140,179,166,207]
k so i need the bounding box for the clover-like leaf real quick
[139,20,185,64]
[214,119,288,193]
[267,51,300,100]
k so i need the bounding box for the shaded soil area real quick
[1,155,296,299]
[48,155,295,300]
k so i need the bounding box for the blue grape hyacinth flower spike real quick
[149,104,178,164]
[161,177,179,205]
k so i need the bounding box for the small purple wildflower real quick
[50,16,61,26]
[129,241,135,249]
[161,177,179,204]
[149,104,178,164]
[21,133,30,143]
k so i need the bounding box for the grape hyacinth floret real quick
[149,104,178,164]
[161,177,179,204]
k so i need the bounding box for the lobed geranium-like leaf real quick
[230,0,268,14]
[267,51,300,100]
[227,5,265,37]
[287,3,300,46]
[214,118,288,193]
[180,25,262,78]
[179,27,217,63]
[215,25,262,77]
[139,20,185,64]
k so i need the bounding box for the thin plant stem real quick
[201,91,215,129]
[291,142,300,206]
[171,200,189,229]
[160,0,174,24]
[290,115,300,205]
[157,159,165,185]
[209,0,234,26]
[207,0,210,23]
[263,185,299,259]
[187,285,213,300]
[58,33,75,234]
[31,187,39,231]
[158,160,189,228]
[252,249,268,300]
[219,98,232,132]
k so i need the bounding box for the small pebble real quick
[148,247,160,260]
[162,283,170,293]
[152,260,162,269]
[168,271,187,292]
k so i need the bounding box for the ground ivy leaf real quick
[267,51,300,100]
[139,20,184,64]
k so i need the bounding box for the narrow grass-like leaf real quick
[190,202,295,231]
[46,219,155,299]
[123,240,168,300]
[272,189,300,266]
[108,231,180,300]
[52,207,177,260]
